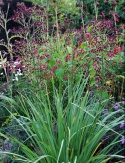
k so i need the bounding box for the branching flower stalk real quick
[0,52,8,83]
[0,3,13,59]
[0,3,23,60]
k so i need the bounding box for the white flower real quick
[15,76,18,81]
[12,76,18,81]
[14,61,20,65]
[17,68,23,76]
[12,69,23,81]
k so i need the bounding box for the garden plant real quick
[0,0,125,162]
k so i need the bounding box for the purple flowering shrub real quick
[0,2,124,101]
[1,3,125,98]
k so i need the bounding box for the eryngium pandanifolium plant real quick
[0,75,124,163]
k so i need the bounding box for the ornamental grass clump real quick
[0,76,124,163]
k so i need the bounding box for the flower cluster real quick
[0,2,124,100]
[2,138,13,151]
[113,102,121,110]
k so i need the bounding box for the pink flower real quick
[83,63,87,69]
[41,47,45,50]
[64,76,68,80]
[115,17,119,22]
[34,49,38,55]
[110,11,120,22]
[74,52,78,59]
[56,59,62,65]
[3,64,7,68]
[52,24,56,28]
[84,33,92,39]
[65,55,71,62]
[71,21,74,24]
[93,63,97,67]
[74,47,77,51]
[101,12,105,18]
[107,53,115,57]
[40,64,47,71]
[85,26,89,30]
[51,65,58,72]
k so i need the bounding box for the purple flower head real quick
[2,138,14,151]
[113,103,120,110]
[120,123,125,129]
[10,145,14,151]
[4,144,8,150]
[121,136,125,145]
[34,49,38,55]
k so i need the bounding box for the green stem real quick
[120,78,124,101]
[102,53,105,86]
[54,5,59,39]
[81,1,85,34]
[94,0,98,20]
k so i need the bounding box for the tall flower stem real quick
[46,0,50,39]
[94,0,98,20]
[0,52,9,83]
[54,4,59,39]
[5,3,13,59]
[120,78,124,102]
[80,1,85,34]
[0,3,13,59]
[101,53,105,87]
[114,6,118,35]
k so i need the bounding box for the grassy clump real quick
[0,76,124,162]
